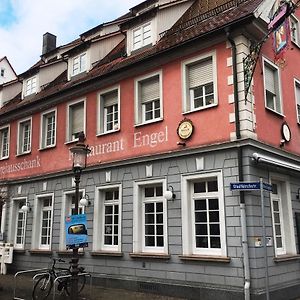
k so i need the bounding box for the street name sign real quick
[230,182,272,192]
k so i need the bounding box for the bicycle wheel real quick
[65,274,86,295]
[32,274,53,300]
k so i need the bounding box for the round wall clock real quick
[281,122,291,142]
[177,118,194,140]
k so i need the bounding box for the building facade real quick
[1,0,300,299]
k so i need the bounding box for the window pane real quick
[196,237,208,248]
[195,200,206,210]
[194,182,205,193]
[209,199,219,210]
[210,237,221,248]
[208,180,218,192]
[145,187,154,198]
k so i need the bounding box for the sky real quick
[0,0,142,74]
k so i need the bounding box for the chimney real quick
[42,32,57,55]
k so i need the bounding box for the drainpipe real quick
[226,29,250,300]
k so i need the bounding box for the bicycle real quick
[32,258,86,299]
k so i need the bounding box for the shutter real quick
[140,76,159,103]
[188,58,213,89]
[265,65,276,94]
[71,103,84,134]
[103,90,118,107]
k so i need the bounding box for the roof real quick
[0,0,265,117]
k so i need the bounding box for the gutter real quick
[226,29,250,300]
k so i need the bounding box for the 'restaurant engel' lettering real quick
[134,126,168,148]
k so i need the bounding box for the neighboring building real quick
[0,57,17,85]
[1,0,300,299]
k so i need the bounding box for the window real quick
[40,110,56,149]
[72,53,86,76]
[133,180,168,254]
[67,100,85,142]
[32,194,54,250]
[93,185,122,252]
[181,172,226,256]
[17,118,32,155]
[9,198,27,249]
[295,79,300,123]
[0,126,9,159]
[263,58,282,114]
[183,53,217,113]
[270,178,296,256]
[24,76,37,96]
[1,68,5,77]
[133,22,152,51]
[98,88,120,134]
[135,72,162,125]
[290,15,299,45]
[59,190,84,251]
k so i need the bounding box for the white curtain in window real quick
[140,76,159,103]
[188,58,213,88]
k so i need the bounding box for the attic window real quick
[72,53,86,76]
[133,22,152,51]
[24,76,37,96]
[0,68,5,77]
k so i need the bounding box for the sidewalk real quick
[0,274,185,300]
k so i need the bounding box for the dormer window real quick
[72,53,86,76]
[24,76,37,97]
[133,22,152,51]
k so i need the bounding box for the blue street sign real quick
[230,182,272,192]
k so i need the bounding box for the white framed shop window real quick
[181,171,226,256]
[8,197,27,250]
[133,179,168,254]
[32,193,54,250]
[270,175,296,257]
[59,190,85,251]
[93,184,122,252]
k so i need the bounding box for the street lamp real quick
[69,132,91,300]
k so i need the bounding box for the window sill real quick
[265,107,284,118]
[182,103,218,115]
[39,145,56,151]
[134,118,163,128]
[90,251,123,257]
[13,249,26,254]
[57,250,85,256]
[273,254,300,262]
[96,129,120,137]
[0,156,9,161]
[64,139,79,145]
[29,249,53,255]
[179,255,231,263]
[16,151,31,157]
[129,253,170,259]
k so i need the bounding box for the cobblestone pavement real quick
[0,274,185,300]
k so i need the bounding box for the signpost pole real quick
[260,178,270,300]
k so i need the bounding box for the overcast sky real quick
[0,0,141,74]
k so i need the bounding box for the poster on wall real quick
[65,214,88,249]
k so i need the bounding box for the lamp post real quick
[69,132,91,300]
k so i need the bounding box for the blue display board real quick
[65,214,88,249]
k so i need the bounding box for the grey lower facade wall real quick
[3,142,300,300]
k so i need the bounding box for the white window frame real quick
[127,20,157,55]
[134,71,163,126]
[17,117,32,155]
[269,174,296,257]
[97,86,120,135]
[0,125,10,159]
[40,108,57,149]
[294,78,300,123]
[8,197,27,250]
[68,51,89,80]
[93,184,122,252]
[32,193,54,251]
[133,22,152,50]
[182,51,218,114]
[59,189,85,251]
[290,15,300,46]
[263,57,283,115]
[181,171,226,256]
[66,98,86,143]
[23,75,38,97]
[133,179,168,254]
